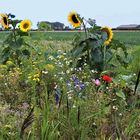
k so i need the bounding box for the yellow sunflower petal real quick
[20,20,32,32]
[0,14,9,29]
[101,26,113,45]
[68,12,81,28]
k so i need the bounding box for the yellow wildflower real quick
[46,64,55,71]
[32,73,40,82]
[0,64,7,69]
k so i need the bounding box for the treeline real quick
[37,21,72,31]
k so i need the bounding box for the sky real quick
[1,0,140,29]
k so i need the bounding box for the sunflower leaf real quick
[71,44,86,57]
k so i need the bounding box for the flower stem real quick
[82,19,88,39]
[82,19,91,67]
[103,45,106,70]
[13,26,17,45]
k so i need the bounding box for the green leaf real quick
[91,48,103,63]
[105,49,113,62]
[17,30,29,37]
[1,46,11,63]
[8,13,15,18]
[3,33,13,45]
[111,39,128,57]
[134,70,140,95]
[87,39,102,49]
[116,90,126,100]
[87,18,96,26]
[71,43,86,57]
[16,37,24,47]
[10,19,21,28]
[116,54,128,68]
[22,49,30,58]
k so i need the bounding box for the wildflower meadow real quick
[0,12,140,140]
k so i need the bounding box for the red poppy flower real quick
[102,75,112,83]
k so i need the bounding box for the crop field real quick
[1,14,140,140]
[0,31,140,46]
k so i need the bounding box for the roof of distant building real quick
[117,24,140,29]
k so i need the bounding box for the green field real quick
[0,31,140,46]
[114,31,140,46]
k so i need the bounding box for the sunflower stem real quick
[13,26,17,45]
[82,19,88,39]
[103,45,106,70]
[82,19,91,67]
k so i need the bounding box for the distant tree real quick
[51,22,65,30]
[37,22,52,31]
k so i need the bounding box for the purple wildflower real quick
[55,94,59,104]
[79,83,85,90]
[75,79,79,84]
[55,88,61,105]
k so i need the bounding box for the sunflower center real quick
[3,17,8,25]
[72,15,79,23]
[23,23,29,29]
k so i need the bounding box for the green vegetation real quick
[0,31,140,46]
[37,22,52,31]
[30,31,78,41]
[1,15,140,140]
[114,31,140,46]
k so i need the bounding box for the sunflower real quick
[0,14,9,29]
[68,12,81,28]
[101,26,113,45]
[20,20,32,32]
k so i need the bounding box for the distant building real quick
[39,21,65,30]
[116,24,140,30]
[64,26,71,30]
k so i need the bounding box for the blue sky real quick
[1,0,140,29]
